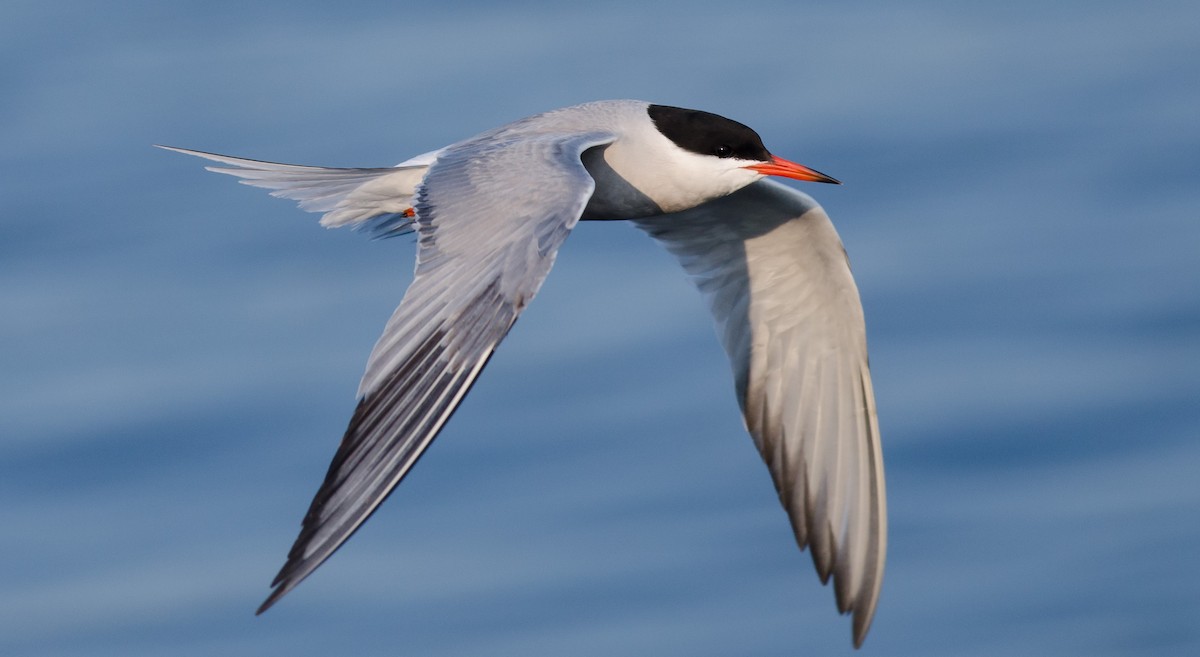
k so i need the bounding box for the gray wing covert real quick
[258,131,617,612]
[634,179,886,647]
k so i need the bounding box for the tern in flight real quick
[162,99,886,647]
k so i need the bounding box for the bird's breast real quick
[579,146,665,220]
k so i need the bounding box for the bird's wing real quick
[634,179,885,647]
[156,145,428,236]
[255,130,617,613]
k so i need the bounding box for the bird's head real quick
[644,104,839,206]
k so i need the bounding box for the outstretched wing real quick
[634,179,886,647]
[256,130,617,612]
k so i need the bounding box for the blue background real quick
[2,1,1197,655]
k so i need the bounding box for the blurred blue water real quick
[2,1,1198,655]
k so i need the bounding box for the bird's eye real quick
[713,145,733,158]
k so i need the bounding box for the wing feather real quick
[254,130,617,612]
[635,179,886,647]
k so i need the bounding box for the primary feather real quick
[635,180,885,646]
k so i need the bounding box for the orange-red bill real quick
[745,155,841,184]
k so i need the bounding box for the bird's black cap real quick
[647,104,772,162]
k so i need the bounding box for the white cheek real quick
[603,129,764,213]
[731,162,765,182]
[717,162,765,194]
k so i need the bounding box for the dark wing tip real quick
[256,587,287,615]
[251,390,387,617]
[256,550,319,614]
[851,603,877,648]
[251,313,507,618]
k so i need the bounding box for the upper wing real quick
[256,130,617,613]
[634,179,886,647]
[156,145,429,236]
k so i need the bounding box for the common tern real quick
[161,99,886,647]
